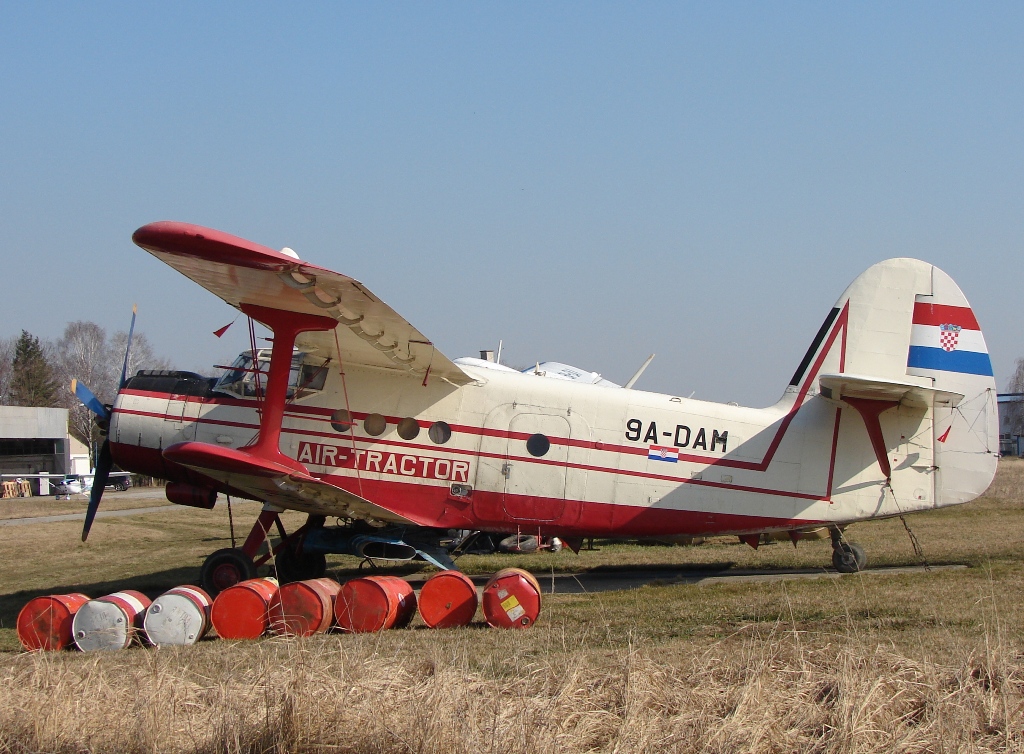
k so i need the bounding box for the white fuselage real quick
[111,355,955,538]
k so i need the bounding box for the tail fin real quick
[792,258,997,508]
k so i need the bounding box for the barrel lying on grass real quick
[73,591,152,651]
[16,593,91,651]
[418,570,479,628]
[335,575,417,633]
[144,585,213,646]
[269,577,341,637]
[210,577,279,640]
[482,568,542,629]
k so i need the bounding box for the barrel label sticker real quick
[497,589,509,599]
[500,594,523,622]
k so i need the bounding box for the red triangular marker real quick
[213,318,237,338]
[937,426,951,443]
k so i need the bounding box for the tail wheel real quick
[274,537,327,584]
[201,548,257,596]
[832,542,867,573]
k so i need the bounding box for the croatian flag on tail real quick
[648,445,679,462]
[907,303,993,377]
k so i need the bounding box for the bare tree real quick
[0,337,14,404]
[49,322,173,465]
[52,322,117,449]
[110,330,172,379]
[1004,358,1024,438]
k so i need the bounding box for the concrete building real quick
[0,406,73,494]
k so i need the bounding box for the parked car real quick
[54,474,131,499]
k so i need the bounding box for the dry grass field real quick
[1,461,1023,752]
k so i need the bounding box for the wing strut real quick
[238,304,337,471]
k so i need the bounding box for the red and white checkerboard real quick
[940,326,960,352]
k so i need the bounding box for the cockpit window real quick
[213,350,329,400]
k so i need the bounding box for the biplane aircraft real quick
[72,222,999,595]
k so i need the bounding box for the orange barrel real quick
[72,590,152,651]
[210,577,279,640]
[482,568,542,629]
[144,585,213,646]
[418,571,478,628]
[334,576,417,633]
[269,578,342,637]
[17,593,91,651]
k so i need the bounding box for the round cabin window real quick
[363,413,387,436]
[526,433,550,457]
[397,417,420,441]
[428,421,452,444]
[330,409,354,433]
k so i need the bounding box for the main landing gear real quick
[198,508,456,595]
[199,509,327,595]
[830,526,867,573]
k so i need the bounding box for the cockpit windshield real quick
[213,349,329,399]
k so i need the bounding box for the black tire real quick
[498,534,540,554]
[113,481,128,492]
[832,542,868,573]
[274,538,327,584]
[201,548,257,596]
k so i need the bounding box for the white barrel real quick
[144,585,213,646]
[73,590,151,651]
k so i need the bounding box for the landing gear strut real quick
[830,527,867,573]
[276,518,327,581]
[200,510,327,594]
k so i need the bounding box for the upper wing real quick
[132,222,473,385]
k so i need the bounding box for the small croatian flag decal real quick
[648,445,678,462]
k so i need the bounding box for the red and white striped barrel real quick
[269,578,342,637]
[17,593,91,651]
[211,577,279,640]
[144,585,213,646]
[72,591,152,651]
[418,571,478,628]
[482,568,542,629]
[335,576,417,633]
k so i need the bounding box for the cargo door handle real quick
[501,462,512,478]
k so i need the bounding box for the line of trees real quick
[0,322,172,460]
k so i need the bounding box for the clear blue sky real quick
[2,3,1022,406]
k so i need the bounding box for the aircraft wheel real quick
[498,534,539,554]
[201,548,257,596]
[274,539,327,584]
[832,542,867,573]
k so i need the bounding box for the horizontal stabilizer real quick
[819,373,963,407]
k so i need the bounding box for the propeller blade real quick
[82,439,112,541]
[71,379,110,420]
[118,304,138,389]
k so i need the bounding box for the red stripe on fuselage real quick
[312,473,826,537]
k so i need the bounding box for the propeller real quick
[77,305,137,541]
